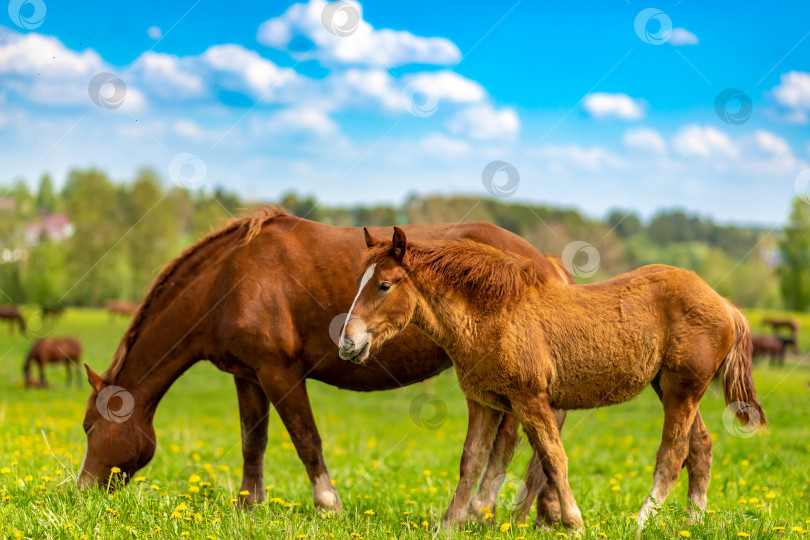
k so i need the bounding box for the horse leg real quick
[38,359,47,387]
[514,394,583,530]
[256,369,342,513]
[685,412,712,515]
[468,413,519,518]
[513,409,567,526]
[637,372,701,528]
[650,378,711,516]
[234,376,269,506]
[443,398,503,528]
[65,361,72,386]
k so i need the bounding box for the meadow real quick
[0,308,808,539]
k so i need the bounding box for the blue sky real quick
[1,0,809,224]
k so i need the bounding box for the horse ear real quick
[392,226,407,261]
[84,363,106,393]
[363,227,380,248]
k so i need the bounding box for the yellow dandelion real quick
[737,533,750,537]
[679,532,691,538]
[500,523,511,532]
[765,492,776,499]
[189,474,201,483]
[239,490,250,496]
[110,467,121,474]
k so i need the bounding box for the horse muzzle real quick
[339,336,371,364]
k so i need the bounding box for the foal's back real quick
[528,264,734,409]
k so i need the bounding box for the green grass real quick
[0,308,808,539]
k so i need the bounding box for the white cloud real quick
[668,28,699,46]
[147,26,162,40]
[268,107,338,136]
[402,71,486,104]
[257,0,460,67]
[130,52,205,99]
[202,44,300,98]
[448,104,519,141]
[583,92,644,120]
[173,119,206,140]
[537,144,626,172]
[672,124,737,158]
[418,133,471,159]
[755,130,791,157]
[622,127,666,154]
[772,71,810,123]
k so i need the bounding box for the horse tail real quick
[721,301,766,428]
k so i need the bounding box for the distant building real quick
[24,213,75,245]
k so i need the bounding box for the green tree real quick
[37,174,56,214]
[777,198,810,311]
[124,169,179,298]
[62,169,127,305]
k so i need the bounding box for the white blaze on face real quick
[339,263,376,348]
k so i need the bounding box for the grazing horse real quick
[0,305,26,335]
[24,337,83,387]
[762,318,799,353]
[339,228,766,530]
[105,300,138,319]
[78,209,573,520]
[41,304,65,321]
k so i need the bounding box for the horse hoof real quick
[314,490,343,514]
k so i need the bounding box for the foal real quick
[339,228,765,529]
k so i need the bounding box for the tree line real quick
[1,168,808,312]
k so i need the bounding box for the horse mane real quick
[364,238,545,308]
[105,206,285,379]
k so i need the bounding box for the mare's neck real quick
[110,318,202,422]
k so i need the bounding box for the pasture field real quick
[0,308,808,539]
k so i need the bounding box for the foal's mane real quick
[105,206,285,379]
[364,238,545,308]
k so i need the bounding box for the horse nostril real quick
[342,338,355,351]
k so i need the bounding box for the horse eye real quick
[379,282,392,292]
[83,423,92,434]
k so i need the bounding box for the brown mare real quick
[105,300,138,319]
[339,228,766,530]
[751,335,787,366]
[79,209,572,521]
[24,337,83,387]
[0,305,26,335]
[762,318,800,354]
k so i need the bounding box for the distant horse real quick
[41,304,65,321]
[0,305,26,335]
[751,335,785,366]
[77,209,572,523]
[105,300,138,319]
[339,228,765,530]
[24,337,83,387]
[762,318,799,353]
